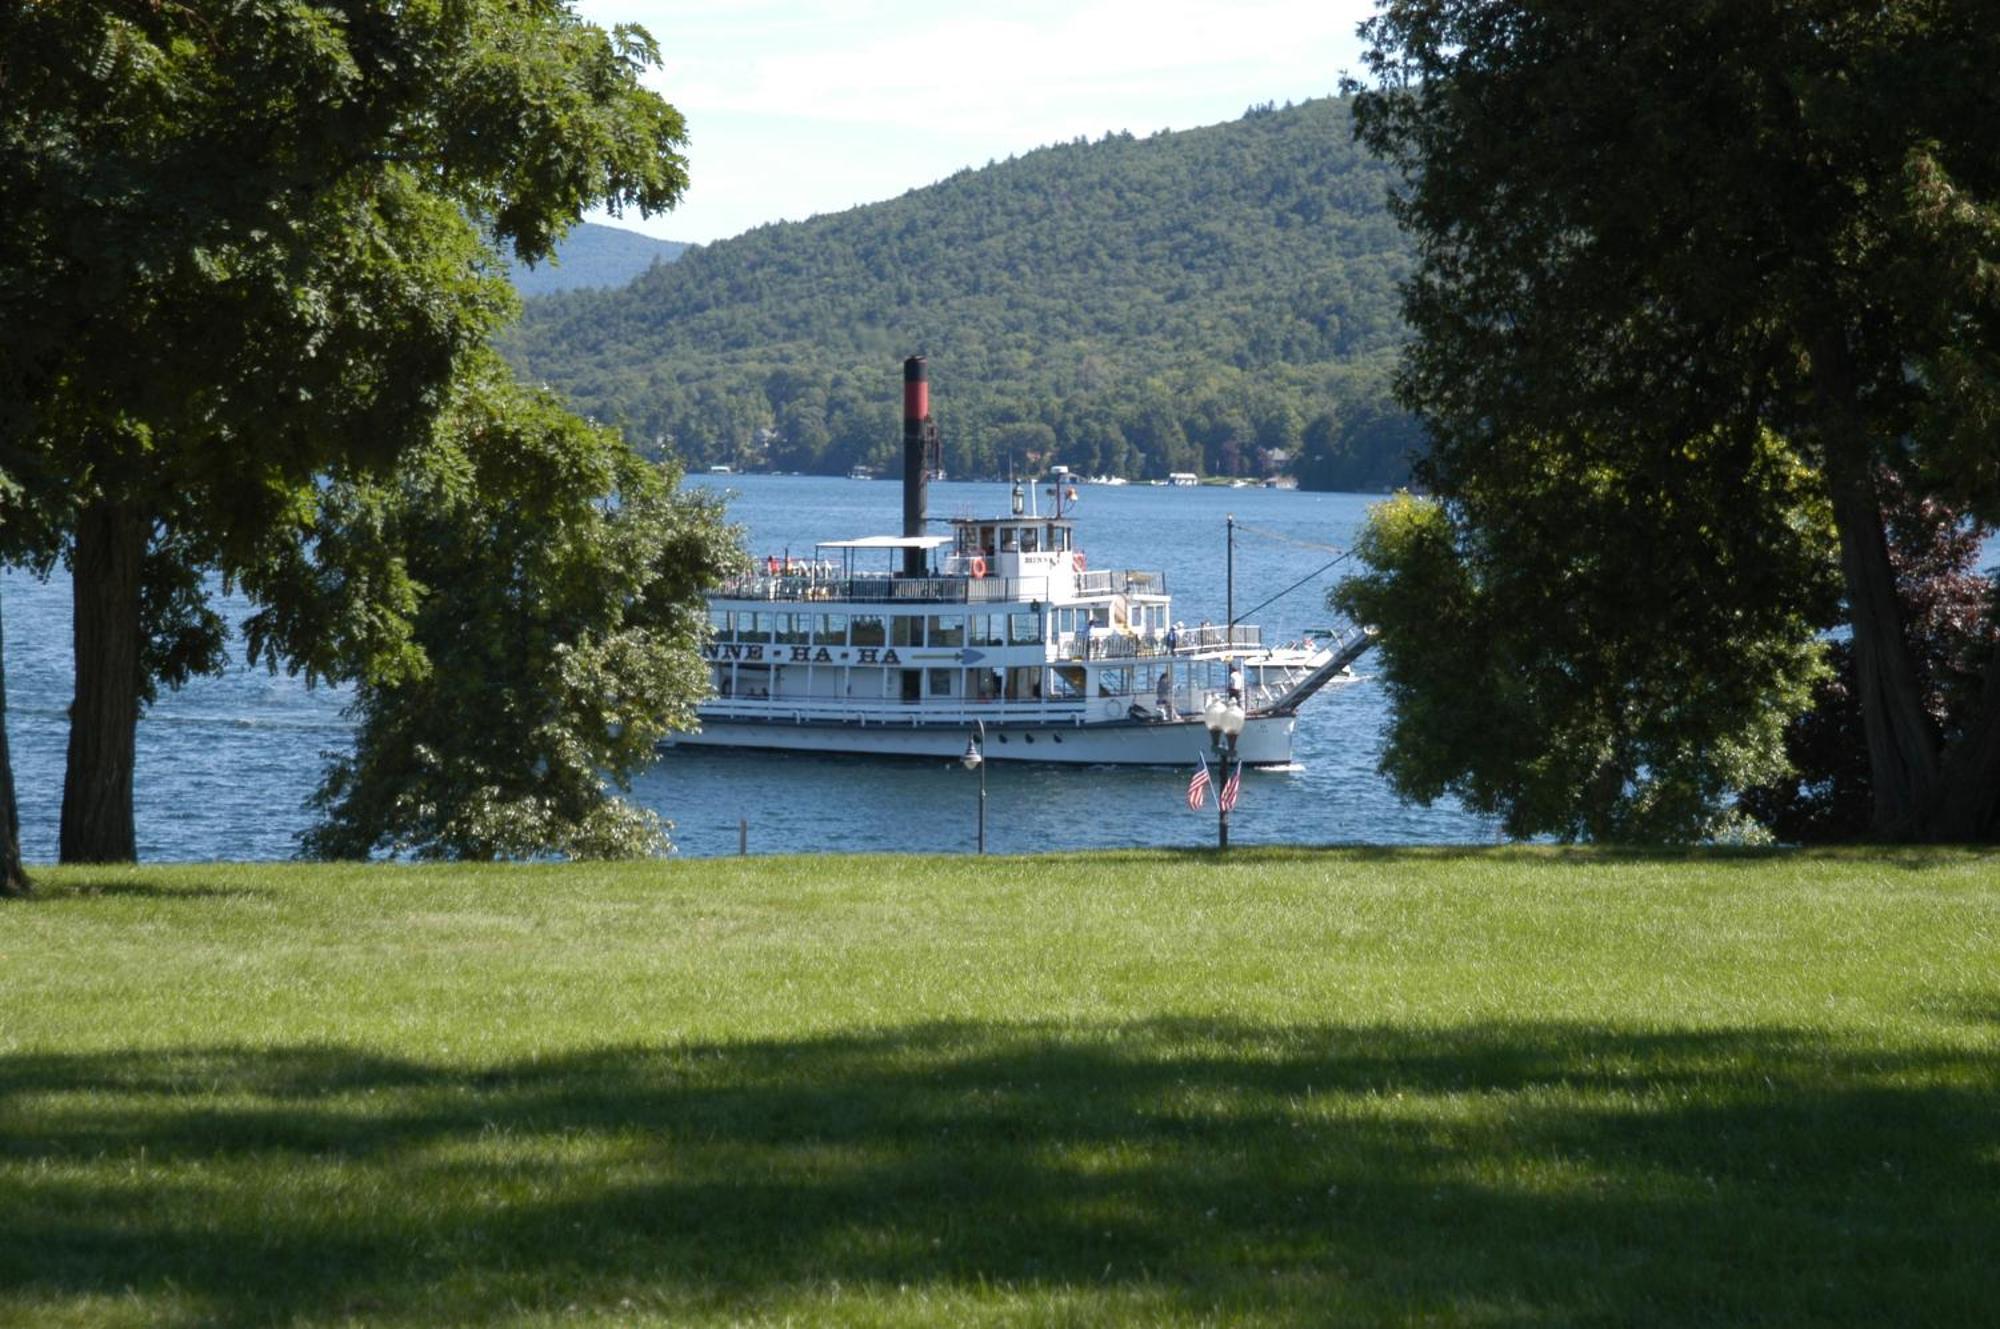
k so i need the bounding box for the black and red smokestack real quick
[901,355,929,577]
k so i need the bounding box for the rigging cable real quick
[1232,521,1349,555]
[1230,549,1356,626]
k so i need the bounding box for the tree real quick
[1348,0,2000,840]
[1740,478,1999,841]
[302,358,742,861]
[1,593,25,898]
[0,1,688,862]
[1334,427,1837,842]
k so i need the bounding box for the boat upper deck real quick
[713,565,1168,606]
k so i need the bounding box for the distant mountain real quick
[507,223,686,298]
[502,99,1417,489]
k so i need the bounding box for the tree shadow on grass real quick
[1,1020,1993,1325]
[1137,843,1995,873]
[37,876,267,901]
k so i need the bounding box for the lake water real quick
[3,475,1497,861]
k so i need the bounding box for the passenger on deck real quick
[1156,670,1176,720]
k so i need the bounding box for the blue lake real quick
[3,475,1498,860]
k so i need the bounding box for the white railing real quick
[701,696,1097,727]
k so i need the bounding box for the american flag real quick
[1218,760,1243,813]
[1187,753,1211,810]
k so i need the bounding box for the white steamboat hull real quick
[670,711,1298,765]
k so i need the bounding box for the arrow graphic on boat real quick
[957,649,987,664]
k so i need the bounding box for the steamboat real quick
[680,358,1372,765]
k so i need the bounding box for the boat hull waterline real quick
[670,711,1299,765]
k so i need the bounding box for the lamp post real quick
[1202,694,1246,850]
[961,719,986,854]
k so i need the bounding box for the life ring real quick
[1071,551,1087,573]
[968,556,988,579]
[1103,698,1122,718]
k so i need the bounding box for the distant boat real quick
[707,464,733,475]
[676,360,1373,766]
[1168,471,1200,487]
[847,466,875,480]
[1087,475,1129,486]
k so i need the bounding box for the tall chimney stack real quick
[901,356,929,577]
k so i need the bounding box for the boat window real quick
[1009,612,1041,645]
[1098,666,1131,696]
[969,614,1004,647]
[1000,527,1020,552]
[892,615,924,648]
[1049,526,1067,551]
[743,613,773,641]
[978,525,996,556]
[775,612,809,645]
[928,614,964,646]
[708,609,732,637]
[927,668,955,697]
[1020,527,1040,553]
[850,614,886,647]
[1052,665,1085,698]
[813,613,846,644]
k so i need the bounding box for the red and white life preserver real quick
[968,556,988,579]
[1071,551,1087,573]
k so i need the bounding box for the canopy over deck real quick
[816,535,953,550]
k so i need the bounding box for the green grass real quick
[3,847,1996,1327]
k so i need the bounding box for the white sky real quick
[572,1,1379,245]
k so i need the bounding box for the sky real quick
[572,1,1379,246]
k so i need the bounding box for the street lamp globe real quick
[961,736,983,770]
[1203,694,1227,737]
[1219,698,1247,738]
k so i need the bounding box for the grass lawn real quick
[2,847,1996,1326]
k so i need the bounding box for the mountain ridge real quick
[503,99,1417,489]
[507,222,686,298]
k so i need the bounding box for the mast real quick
[1226,513,1235,634]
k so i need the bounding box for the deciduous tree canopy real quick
[1342,0,2000,841]
[0,0,693,863]
[302,356,742,861]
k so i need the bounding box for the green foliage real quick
[2,0,688,500]
[502,100,1423,487]
[1346,1,2000,840]
[1336,428,1839,841]
[0,0,695,859]
[303,360,744,861]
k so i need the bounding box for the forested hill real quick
[506,222,685,297]
[502,98,1418,489]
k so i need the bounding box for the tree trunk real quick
[1813,350,1940,836]
[1,592,29,898]
[60,500,146,864]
